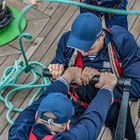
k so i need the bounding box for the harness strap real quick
[68,51,88,107]
[68,41,122,106]
[29,129,53,140]
[75,51,84,68]
[67,88,88,108]
[29,129,37,140]
[108,42,122,78]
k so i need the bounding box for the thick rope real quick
[38,0,140,15]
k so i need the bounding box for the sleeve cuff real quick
[56,77,70,90]
[101,87,114,104]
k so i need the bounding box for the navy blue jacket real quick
[9,79,112,140]
[80,0,128,29]
[52,25,140,99]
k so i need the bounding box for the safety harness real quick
[29,129,53,140]
[67,31,122,107]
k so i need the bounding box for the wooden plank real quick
[128,0,140,31]
[127,0,136,10]
[100,128,112,140]
[37,2,51,13]
[44,2,60,16]
[9,18,50,49]
[7,0,48,20]
[97,127,106,140]
[31,6,78,62]
[137,35,140,46]
[39,4,70,37]
[131,102,139,126]
[0,56,7,66]
[0,45,21,57]
[0,54,20,77]
[131,16,140,40]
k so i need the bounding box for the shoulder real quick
[110,25,133,41]
[60,31,71,41]
[108,25,135,48]
[107,25,139,59]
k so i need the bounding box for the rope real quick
[37,0,140,15]
[0,60,51,124]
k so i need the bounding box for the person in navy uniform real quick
[9,12,139,139]
[9,67,117,140]
[47,13,140,139]
[80,0,128,29]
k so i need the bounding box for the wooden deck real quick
[0,0,140,139]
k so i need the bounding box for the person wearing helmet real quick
[80,0,128,29]
[9,67,117,140]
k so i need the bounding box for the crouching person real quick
[9,67,117,140]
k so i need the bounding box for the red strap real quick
[74,51,84,68]
[113,98,121,103]
[29,129,53,140]
[111,46,122,76]
[42,135,53,140]
[70,47,121,105]
[106,28,110,33]
[29,129,37,140]
[67,88,88,108]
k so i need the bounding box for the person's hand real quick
[95,72,117,90]
[81,67,100,86]
[62,67,82,85]
[48,64,64,79]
